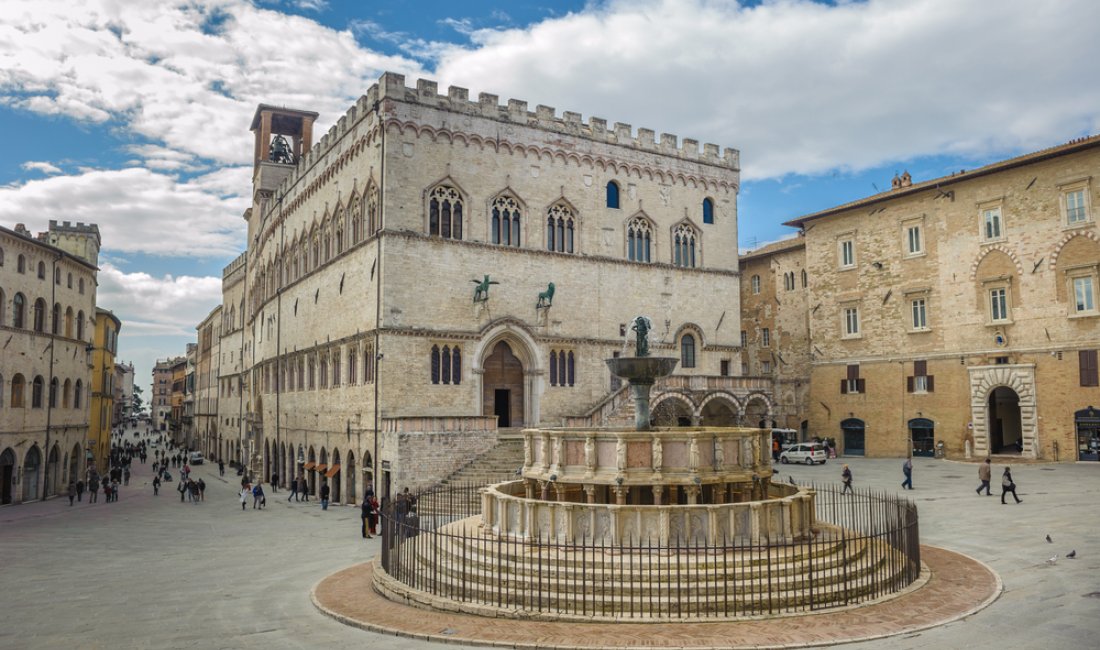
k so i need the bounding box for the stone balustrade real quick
[480,480,815,546]
[522,427,772,489]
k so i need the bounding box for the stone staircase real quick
[440,429,526,486]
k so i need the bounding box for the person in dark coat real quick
[320,481,331,510]
[841,465,853,494]
[76,479,85,502]
[1001,467,1021,504]
[361,498,374,539]
[288,476,298,502]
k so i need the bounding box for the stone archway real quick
[1,448,15,505]
[482,341,525,428]
[23,445,41,502]
[969,364,1038,458]
[651,393,696,427]
[697,392,741,426]
[741,393,773,427]
[473,322,543,427]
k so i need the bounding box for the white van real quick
[188,451,205,465]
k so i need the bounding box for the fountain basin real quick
[605,356,679,385]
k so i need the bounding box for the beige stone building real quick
[1,220,100,504]
[216,253,247,465]
[738,236,811,439]
[151,358,174,432]
[786,135,1100,461]
[216,72,773,501]
[194,306,220,460]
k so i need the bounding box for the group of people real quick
[834,457,1023,504]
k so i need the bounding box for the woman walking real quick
[841,464,853,494]
[1001,467,1022,504]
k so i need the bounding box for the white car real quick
[188,451,205,465]
[779,443,828,465]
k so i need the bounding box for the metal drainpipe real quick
[274,198,284,486]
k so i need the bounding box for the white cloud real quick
[0,0,423,166]
[0,166,249,257]
[430,0,1100,179]
[21,160,62,174]
[97,262,223,337]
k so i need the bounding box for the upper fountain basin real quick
[605,357,679,384]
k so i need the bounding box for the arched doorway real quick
[988,387,1022,454]
[698,396,738,426]
[1,448,15,505]
[307,447,317,496]
[841,418,865,456]
[46,445,59,497]
[742,395,771,428]
[651,395,694,427]
[330,449,341,503]
[23,446,41,502]
[346,452,357,503]
[482,341,524,428]
[69,443,81,482]
[1075,406,1100,461]
[909,418,935,457]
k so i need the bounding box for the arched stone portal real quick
[969,364,1037,458]
[474,322,542,427]
[482,341,525,428]
[698,394,739,427]
[1,448,15,505]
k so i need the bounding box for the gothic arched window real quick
[77,310,85,340]
[627,217,652,262]
[680,334,696,369]
[37,261,46,279]
[13,293,26,329]
[74,379,82,408]
[452,347,461,385]
[49,377,58,408]
[51,303,61,335]
[11,374,26,408]
[428,185,463,239]
[549,350,558,386]
[547,203,576,253]
[673,224,697,268]
[491,195,522,247]
[33,298,46,332]
[606,181,620,209]
[367,183,380,235]
[441,345,452,384]
[430,345,441,384]
[32,375,44,408]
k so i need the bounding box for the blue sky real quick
[2,0,1098,392]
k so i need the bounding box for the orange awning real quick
[303,461,316,470]
[314,463,328,473]
[325,464,340,478]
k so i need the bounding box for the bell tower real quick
[248,105,319,232]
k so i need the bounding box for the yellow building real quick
[89,308,121,473]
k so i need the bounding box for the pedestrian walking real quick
[976,458,992,495]
[901,457,913,490]
[153,475,161,495]
[178,478,187,502]
[320,481,330,510]
[361,497,373,538]
[123,467,130,486]
[67,481,76,506]
[240,485,250,510]
[197,478,205,501]
[219,460,225,476]
[270,472,278,493]
[189,480,200,505]
[252,483,265,509]
[841,464,853,494]
[300,475,309,502]
[1001,467,1022,504]
[111,479,120,502]
[772,438,781,462]
[287,476,298,502]
[76,479,85,502]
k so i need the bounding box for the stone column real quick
[651,484,664,506]
[583,484,597,504]
[553,482,567,502]
[539,480,550,501]
[684,485,700,505]
[612,485,628,506]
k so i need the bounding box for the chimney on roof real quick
[900,170,912,187]
[890,173,902,190]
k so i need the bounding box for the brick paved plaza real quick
[2,424,1097,649]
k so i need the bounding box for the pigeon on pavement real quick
[1046,555,1058,565]
[1046,534,1053,543]
[1066,550,1077,559]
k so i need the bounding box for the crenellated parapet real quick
[260,72,740,235]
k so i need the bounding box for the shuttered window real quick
[1081,350,1099,387]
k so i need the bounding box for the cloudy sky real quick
[2,0,1098,392]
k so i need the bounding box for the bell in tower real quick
[249,104,320,198]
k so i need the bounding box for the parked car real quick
[779,443,828,465]
[188,451,205,465]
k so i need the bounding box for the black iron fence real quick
[379,482,920,620]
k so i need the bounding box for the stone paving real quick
[1,431,1098,649]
